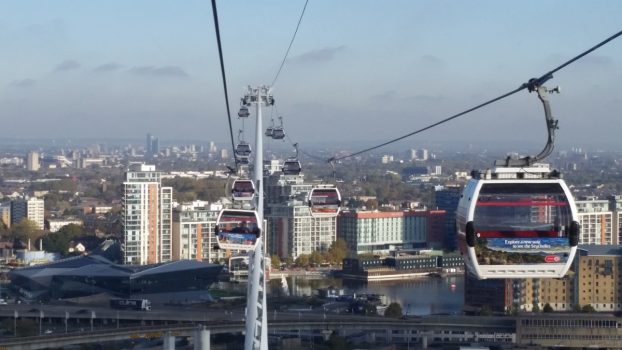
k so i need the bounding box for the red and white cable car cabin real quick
[308,187,341,217]
[457,165,579,279]
[214,209,260,251]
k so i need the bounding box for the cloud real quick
[55,60,81,72]
[9,79,36,88]
[418,54,446,68]
[290,45,346,64]
[129,66,189,78]
[93,63,123,72]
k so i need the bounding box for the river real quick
[265,274,464,316]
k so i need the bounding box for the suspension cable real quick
[328,29,622,163]
[271,0,310,87]
[211,0,238,173]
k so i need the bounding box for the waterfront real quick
[265,274,465,316]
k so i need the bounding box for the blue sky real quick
[0,1,621,150]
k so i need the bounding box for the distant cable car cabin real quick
[456,165,579,279]
[238,106,250,118]
[265,127,273,137]
[214,209,260,251]
[282,159,302,176]
[308,187,341,217]
[235,142,251,165]
[231,180,255,201]
[271,127,285,140]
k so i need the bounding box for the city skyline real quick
[0,1,621,151]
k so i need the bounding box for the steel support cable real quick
[211,0,238,173]
[271,0,310,87]
[328,29,622,163]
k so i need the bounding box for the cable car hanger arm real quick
[494,80,559,167]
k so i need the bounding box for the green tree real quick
[283,256,294,267]
[270,254,281,269]
[11,219,42,243]
[532,302,540,313]
[0,220,9,238]
[543,303,554,313]
[582,304,596,313]
[384,302,403,318]
[43,224,84,254]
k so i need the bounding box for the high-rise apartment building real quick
[27,151,40,171]
[575,196,616,245]
[172,201,227,262]
[10,197,44,230]
[264,162,338,260]
[122,164,172,265]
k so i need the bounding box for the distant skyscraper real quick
[146,133,159,157]
[220,149,229,160]
[27,151,40,171]
[122,164,172,265]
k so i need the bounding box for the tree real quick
[309,251,323,266]
[283,256,294,267]
[532,302,540,313]
[43,224,84,254]
[384,302,403,318]
[543,303,554,313]
[328,239,348,265]
[270,255,281,269]
[10,219,42,244]
[295,254,309,267]
[582,304,596,313]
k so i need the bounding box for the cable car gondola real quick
[271,116,285,140]
[457,166,579,279]
[238,105,250,118]
[282,159,302,176]
[308,187,341,217]
[456,82,579,279]
[235,142,251,165]
[214,209,260,251]
[271,127,285,140]
[231,179,255,201]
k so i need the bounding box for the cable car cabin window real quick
[475,183,572,238]
[472,182,574,267]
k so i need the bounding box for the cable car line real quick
[210,0,238,173]
[271,0,310,87]
[327,29,622,164]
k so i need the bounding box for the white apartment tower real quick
[264,161,338,259]
[575,196,616,245]
[123,164,173,265]
[172,201,228,262]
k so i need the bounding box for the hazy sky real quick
[1,1,621,151]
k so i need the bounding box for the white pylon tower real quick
[241,85,273,350]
